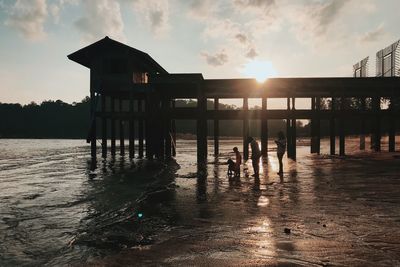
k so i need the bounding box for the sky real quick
[0,0,400,105]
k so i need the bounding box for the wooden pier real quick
[69,37,400,165]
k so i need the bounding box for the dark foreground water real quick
[1,138,400,266]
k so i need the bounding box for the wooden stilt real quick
[243,97,249,160]
[197,87,207,163]
[119,98,125,155]
[261,97,268,156]
[90,89,97,163]
[389,120,396,152]
[110,97,116,156]
[316,97,321,154]
[339,97,345,156]
[360,98,366,150]
[165,101,172,158]
[389,97,395,152]
[330,97,336,155]
[310,97,317,153]
[138,99,144,158]
[291,118,296,160]
[286,98,292,158]
[171,99,177,157]
[101,94,107,158]
[129,93,135,158]
[373,97,381,152]
[214,98,219,156]
[145,94,154,159]
[330,118,336,155]
[159,97,167,159]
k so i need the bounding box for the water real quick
[1,138,400,266]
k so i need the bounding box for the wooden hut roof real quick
[67,36,168,74]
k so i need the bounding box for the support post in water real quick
[373,96,381,152]
[311,97,317,154]
[315,97,321,155]
[101,93,107,158]
[119,98,125,155]
[171,99,177,157]
[214,98,219,156]
[389,97,396,152]
[339,97,345,156]
[291,98,297,160]
[90,69,97,164]
[164,98,172,158]
[138,98,144,158]
[330,97,336,155]
[286,98,292,159]
[197,85,207,163]
[360,97,366,150]
[129,93,135,158]
[261,97,268,157]
[243,97,249,160]
[110,96,116,156]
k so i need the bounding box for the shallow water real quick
[1,138,400,266]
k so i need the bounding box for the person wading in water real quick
[275,131,286,175]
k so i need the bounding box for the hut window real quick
[133,72,148,83]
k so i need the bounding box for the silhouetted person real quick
[233,146,242,177]
[247,137,261,177]
[275,131,286,175]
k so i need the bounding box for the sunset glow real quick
[240,60,277,83]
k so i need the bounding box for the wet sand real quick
[97,137,400,266]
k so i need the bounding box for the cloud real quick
[288,0,351,46]
[235,33,248,44]
[359,23,386,43]
[186,0,216,19]
[301,0,349,37]
[234,0,275,12]
[5,0,48,41]
[201,50,229,66]
[74,0,125,43]
[132,0,169,36]
[245,47,258,59]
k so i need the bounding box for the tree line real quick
[0,98,397,139]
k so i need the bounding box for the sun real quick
[240,60,277,83]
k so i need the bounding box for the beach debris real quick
[284,228,291,234]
